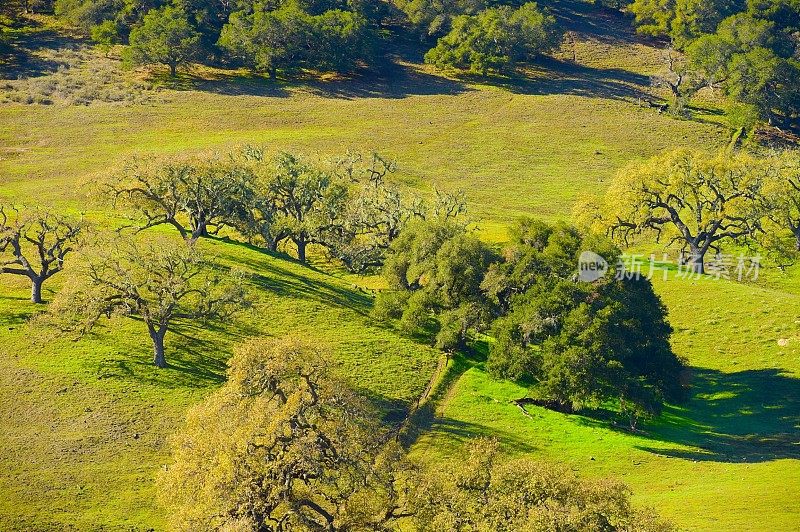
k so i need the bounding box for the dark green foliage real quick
[126,5,201,75]
[376,219,497,350]
[424,2,561,75]
[686,10,800,122]
[630,0,747,45]
[393,0,490,36]
[631,0,800,124]
[218,1,377,78]
[485,220,684,427]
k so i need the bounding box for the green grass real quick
[0,239,438,530]
[412,275,800,531]
[0,1,797,530]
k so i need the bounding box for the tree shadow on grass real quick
[458,57,653,102]
[182,60,472,100]
[421,414,538,455]
[0,23,85,80]
[628,367,800,463]
[212,241,374,315]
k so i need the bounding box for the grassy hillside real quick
[1,1,797,530]
[412,275,800,530]
[0,238,439,530]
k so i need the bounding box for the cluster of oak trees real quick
[373,147,800,427]
[15,0,563,77]
[0,148,462,367]
[108,147,463,269]
[159,335,674,531]
[373,217,685,428]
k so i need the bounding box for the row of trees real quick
[160,335,673,530]
[109,147,465,270]
[35,0,564,77]
[374,217,686,427]
[580,148,800,273]
[631,0,800,124]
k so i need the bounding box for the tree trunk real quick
[795,231,800,252]
[269,67,277,80]
[149,326,167,368]
[191,224,207,240]
[688,246,705,274]
[30,277,43,304]
[296,238,307,263]
[169,63,177,77]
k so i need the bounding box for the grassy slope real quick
[1,1,797,530]
[412,276,800,531]
[0,238,439,530]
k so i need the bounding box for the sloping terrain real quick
[1,1,797,530]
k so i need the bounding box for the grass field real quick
[1,1,797,530]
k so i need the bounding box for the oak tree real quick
[66,237,247,368]
[0,206,84,304]
[108,156,255,242]
[159,336,414,530]
[600,149,766,274]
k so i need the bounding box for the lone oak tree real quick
[160,336,414,530]
[76,237,247,368]
[127,5,201,76]
[602,149,766,273]
[0,206,84,303]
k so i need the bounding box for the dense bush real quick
[424,2,561,74]
[375,218,496,350]
[484,221,685,427]
[376,218,686,426]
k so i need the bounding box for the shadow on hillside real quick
[213,241,373,315]
[630,367,800,463]
[461,57,652,102]
[95,328,232,389]
[549,0,646,45]
[187,60,472,100]
[421,414,538,454]
[0,23,85,80]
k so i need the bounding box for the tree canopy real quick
[485,220,684,427]
[0,205,85,304]
[424,3,561,75]
[126,5,201,76]
[159,336,412,530]
[374,218,496,351]
[160,335,675,530]
[595,149,768,273]
[54,236,248,367]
